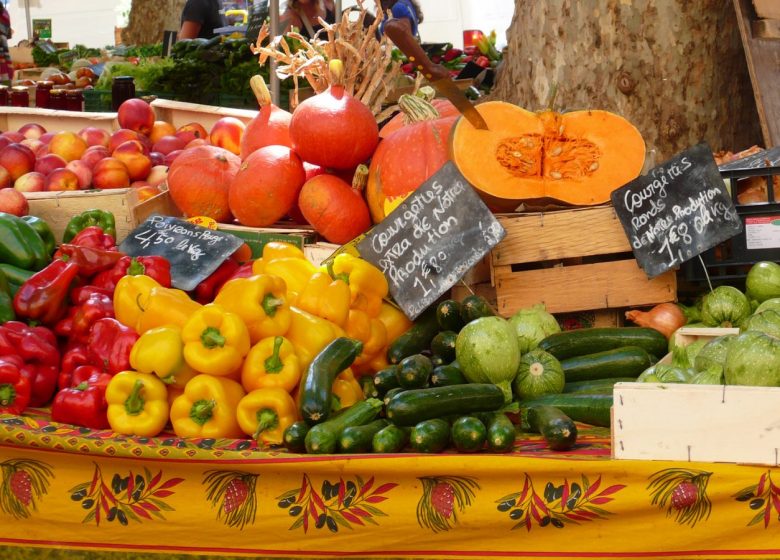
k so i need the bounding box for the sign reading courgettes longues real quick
[358,162,505,320]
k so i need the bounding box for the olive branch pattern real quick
[733,470,780,528]
[496,474,625,530]
[277,474,397,533]
[69,463,183,526]
[417,476,480,533]
[647,468,712,527]
[203,470,259,530]
[0,458,53,519]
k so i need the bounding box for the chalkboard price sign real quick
[119,215,244,291]
[358,162,505,320]
[611,143,743,278]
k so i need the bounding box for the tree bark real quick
[492,0,761,160]
[123,0,186,45]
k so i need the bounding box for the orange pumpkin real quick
[450,101,646,210]
[228,145,306,227]
[367,94,457,223]
[240,75,292,160]
[298,166,371,244]
[380,98,458,139]
[167,145,240,222]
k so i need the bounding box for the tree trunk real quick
[492,0,761,160]
[124,0,186,46]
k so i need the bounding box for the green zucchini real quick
[563,377,636,394]
[387,307,440,364]
[373,366,400,396]
[372,424,410,453]
[299,337,363,425]
[282,421,310,453]
[430,330,457,363]
[436,299,465,332]
[520,394,612,428]
[386,384,504,426]
[339,419,388,453]
[538,327,667,361]
[430,363,467,387]
[451,416,487,453]
[560,346,653,382]
[410,419,450,453]
[304,399,383,454]
[382,387,406,408]
[486,413,516,453]
[460,294,495,323]
[359,374,380,399]
[527,405,578,451]
[397,354,433,389]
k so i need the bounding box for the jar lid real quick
[10,86,29,92]
[65,89,83,97]
[36,81,54,88]
[113,76,135,83]
[50,89,66,96]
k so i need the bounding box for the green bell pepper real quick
[0,267,14,323]
[0,212,49,271]
[62,209,116,244]
[21,215,56,257]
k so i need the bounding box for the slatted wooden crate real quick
[150,98,257,131]
[0,106,116,133]
[491,206,677,316]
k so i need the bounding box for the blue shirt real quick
[380,0,419,38]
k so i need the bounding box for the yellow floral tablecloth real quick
[0,411,777,560]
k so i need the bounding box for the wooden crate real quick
[217,222,317,258]
[754,0,780,19]
[658,326,740,364]
[24,188,176,243]
[0,106,116,133]
[491,206,677,315]
[150,98,257,131]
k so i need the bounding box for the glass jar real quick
[10,86,30,107]
[35,81,54,109]
[111,76,135,111]
[0,85,8,106]
[65,89,84,112]
[49,89,66,111]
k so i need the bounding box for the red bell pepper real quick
[71,285,114,304]
[87,318,139,375]
[68,226,117,251]
[53,245,124,279]
[13,258,80,325]
[0,322,59,407]
[70,292,115,343]
[192,258,240,304]
[0,356,31,415]
[91,256,172,292]
[59,343,90,391]
[224,261,255,284]
[51,371,111,429]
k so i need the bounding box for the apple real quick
[108,129,141,154]
[34,153,68,177]
[175,122,209,145]
[0,166,11,189]
[132,184,160,202]
[149,151,165,167]
[13,171,45,193]
[92,157,130,189]
[185,138,209,149]
[49,131,88,162]
[0,137,10,152]
[18,123,47,140]
[152,135,186,156]
[164,150,183,166]
[149,120,177,144]
[113,140,152,181]
[45,168,81,191]
[39,132,55,145]
[209,117,245,155]
[0,144,36,181]
[0,187,29,216]
[66,160,93,189]
[146,165,168,188]
[136,133,153,154]
[80,146,111,170]
[117,98,155,136]
[20,139,46,157]
[78,126,111,148]
[1,131,24,143]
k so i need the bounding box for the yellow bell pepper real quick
[332,368,363,411]
[296,272,351,327]
[106,371,169,437]
[286,306,345,370]
[113,275,161,330]
[167,386,184,409]
[377,302,413,343]
[241,336,301,393]
[129,325,199,389]
[169,374,245,438]
[328,254,388,317]
[263,258,316,299]
[263,241,307,262]
[236,387,298,445]
[135,287,202,334]
[345,309,388,366]
[182,303,251,376]
[213,274,291,343]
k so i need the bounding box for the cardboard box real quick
[0,106,116,133]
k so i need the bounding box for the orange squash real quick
[450,101,646,209]
[240,76,292,160]
[379,89,459,139]
[367,94,457,222]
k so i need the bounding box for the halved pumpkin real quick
[450,101,646,209]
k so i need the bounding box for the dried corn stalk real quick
[251,0,404,117]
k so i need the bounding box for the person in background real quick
[0,2,12,82]
[379,0,449,82]
[281,0,336,39]
[179,0,226,40]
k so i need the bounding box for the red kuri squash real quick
[239,76,292,160]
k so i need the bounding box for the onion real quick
[625,303,687,339]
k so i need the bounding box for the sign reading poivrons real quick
[358,162,505,319]
[119,214,244,291]
[611,143,743,278]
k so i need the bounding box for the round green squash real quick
[513,348,564,400]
